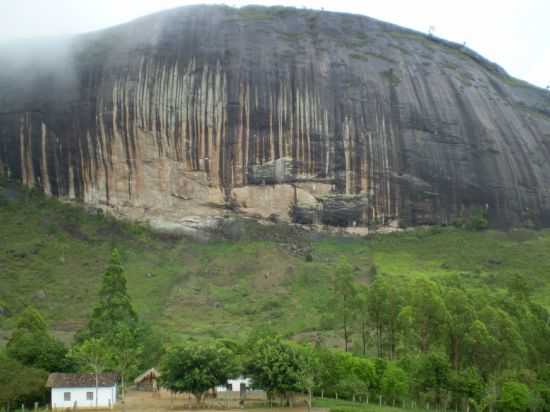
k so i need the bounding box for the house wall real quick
[51,385,117,409]
[215,377,251,393]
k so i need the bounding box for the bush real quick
[498,382,530,412]
[465,208,489,231]
[0,354,49,408]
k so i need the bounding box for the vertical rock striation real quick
[1,5,550,231]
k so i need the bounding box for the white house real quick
[215,376,252,393]
[47,373,119,409]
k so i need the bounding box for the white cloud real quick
[0,0,548,87]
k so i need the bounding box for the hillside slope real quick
[2,181,550,346]
[1,5,550,233]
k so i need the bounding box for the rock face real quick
[1,5,550,231]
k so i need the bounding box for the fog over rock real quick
[1,5,550,232]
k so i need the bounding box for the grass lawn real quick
[313,398,420,412]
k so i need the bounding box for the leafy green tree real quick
[372,358,387,397]
[478,306,526,371]
[135,321,165,371]
[160,341,236,404]
[498,382,530,412]
[355,285,369,355]
[0,354,48,411]
[295,345,320,411]
[381,363,409,404]
[109,324,142,401]
[519,303,550,366]
[464,320,495,377]
[369,276,405,358]
[245,336,304,405]
[333,352,374,400]
[368,279,387,358]
[12,307,47,333]
[465,208,488,231]
[444,287,475,369]
[401,278,448,353]
[413,352,450,406]
[79,249,137,342]
[448,368,484,410]
[70,338,113,408]
[6,307,72,372]
[314,347,346,398]
[506,274,533,302]
[383,278,405,359]
[7,332,72,372]
[329,257,357,352]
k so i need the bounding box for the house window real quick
[64,392,71,401]
[226,383,233,391]
[87,392,94,401]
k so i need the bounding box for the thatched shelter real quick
[134,368,160,392]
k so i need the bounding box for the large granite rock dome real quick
[1,5,550,232]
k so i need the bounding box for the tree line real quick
[2,250,550,412]
[322,257,550,412]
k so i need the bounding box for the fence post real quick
[34,402,38,411]
[366,393,369,404]
[379,395,382,408]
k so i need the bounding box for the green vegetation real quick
[160,341,237,404]
[76,249,138,342]
[3,181,550,411]
[3,182,550,342]
[350,53,369,62]
[277,31,307,42]
[235,6,302,21]
[245,336,305,405]
[386,30,435,52]
[72,247,156,400]
[381,69,401,87]
[0,353,48,410]
[6,307,73,372]
[313,398,415,412]
[501,75,535,89]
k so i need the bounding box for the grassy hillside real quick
[2,181,550,346]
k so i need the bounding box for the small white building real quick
[215,376,252,393]
[47,373,119,409]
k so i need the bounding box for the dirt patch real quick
[122,390,323,412]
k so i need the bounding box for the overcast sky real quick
[1,0,548,88]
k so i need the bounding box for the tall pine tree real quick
[77,249,137,342]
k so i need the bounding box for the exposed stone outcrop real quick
[1,5,550,231]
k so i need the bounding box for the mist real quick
[0,0,549,88]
